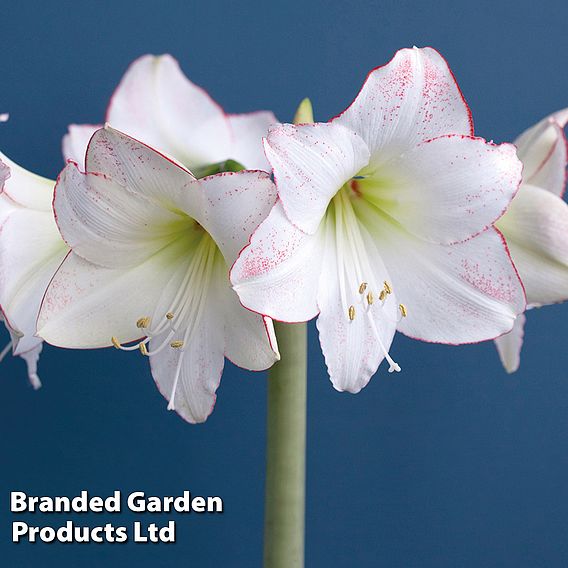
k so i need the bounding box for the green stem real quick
[264,322,307,568]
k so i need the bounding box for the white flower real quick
[63,54,276,173]
[494,109,568,372]
[231,47,525,393]
[37,127,278,423]
[0,155,68,388]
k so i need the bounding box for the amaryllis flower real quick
[63,54,276,173]
[231,47,525,393]
[37,126,279,423]
[0,155,68,388]
[494,109,568,372]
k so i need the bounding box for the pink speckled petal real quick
[334,47,473,165]
[184,170,276,265]
[86,126,197,209]
[494,313,526,374]
[497,184,568,306]
[316,222,399,393]
[231,202,323,322]
[62,124,101,168]
[54,162,183,269]
[228,111,278,171]
[107,54,232,170]
[514,109,568,197]
[264,122,370,234]
[365,221,525,343]
[375,135,522,244]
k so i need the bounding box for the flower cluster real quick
[1,47,566,422]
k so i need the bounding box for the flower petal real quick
[361,211,525,343]
[54,162,184,269]
[215,270,278,370]
[37,239,193,349]
[85,126,197,209]
[515,109,568,196]
[62,124,101,168]
[494,313,526,374]
[106,54,231,170]
[375,135,521,244]
[316,220,399,392]
[186,170,277,265]
[497,184,568,305]
[334,47,473,164]
[0,152,53,211]
[231,202,323,322]
[149,317,225,424]
[0,158,9,187]
[228,111,277,171]
[264,122,370,234]
[0,209,67,354]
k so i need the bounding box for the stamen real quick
[399,304,407,318]
[140,343,149,356]
[143,330,176,357]
[136,317,151,329]
[111,336,122,349]
[334,199,350,316]
[170,340,184,349]
[330,182,402,374]
[166,312,174,320]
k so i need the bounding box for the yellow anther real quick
[166,312,175,320]
[399,304,407,318]
[136,317,151,329]
[379,290,386,302]
[383,281,392,295]
[139,343,149,356]
[367,292,374,305]
[359,282,368,294]
[111,336,122,349]
[348,305,356,321]
[170,340,185,349]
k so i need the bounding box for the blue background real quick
[1,1,568,566]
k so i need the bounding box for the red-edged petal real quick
[264,122,370,234]
[184,170,276,266]
[333,46,473,164]
[374,135,521,244]
[357,200,526,343]
[231,202,323,322]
